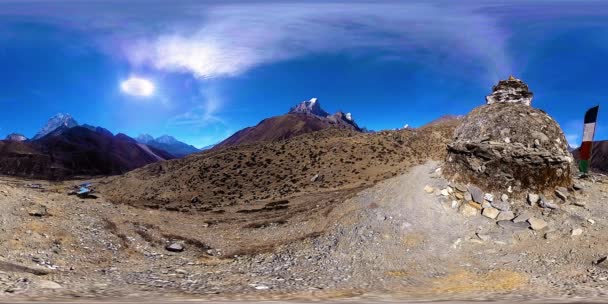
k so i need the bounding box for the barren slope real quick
[98,119,459,212]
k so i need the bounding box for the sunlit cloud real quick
[125,2,512,82]
[120,77,155,97]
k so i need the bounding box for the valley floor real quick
[0,162,608,302]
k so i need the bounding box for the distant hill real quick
[216,98,361,148]
[0,114,174,179]
[572,140,608,174]
[5,133,27,141]
[136,134,200,158]
[422,114,464,127]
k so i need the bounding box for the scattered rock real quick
[424,185,434,193]
[467,202,482,210]
[513,213,532,223]
[596,256,608,268]
[544,231,559,240]
[497,220,530,231]
[165,242,185,252]
[38,280,62,289]
[588,219,596,225]
[451,200,461,209]
[454,184,467,192]
[482,207,500,219]
[440,189,449,196]
[500,193,509,202]
[484,193,494,202]
[476,233,491,241]
[571,228,583,237]
[528,218,548,230]
[468,185,484,204]
[573,183,583,191]
[540,199,559,210]
[555,187,568,201]
[573,201,586,207]
[254,285,270,290]
[528,193,540,206]
[191,196,200,204]
[464,191,473,202]
[311,174,320,182]
[481,201,492,209]
[27,204,48,217]
[491,200,510,211]
[496,211,515,221]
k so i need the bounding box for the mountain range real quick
[0,114,176,179]
[136,134,200,158]
[216,97,361,148]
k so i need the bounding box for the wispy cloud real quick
[168,88,224,127]
[124,2,512,82]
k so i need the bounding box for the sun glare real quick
[120,77,155,97]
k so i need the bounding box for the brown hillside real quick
[216,113,361,148]
[98,118,460,212]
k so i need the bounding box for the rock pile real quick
[423,181,582,232]
[485,75,534,106]
[444,76,573,195]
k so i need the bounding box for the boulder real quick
[165,242,185,252]
[27,204,49,217]
[482,207,500,219]
[467,185,484,203]
[459,203,479,217]
[528,193,540,206]
[496,211,515,221]
[528,218,548,230]
[497,220,530,231]
[555,187,568,201]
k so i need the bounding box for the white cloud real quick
[125,2,511,81]
[120,77,155,97]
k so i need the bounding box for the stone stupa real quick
[444,76,573,195]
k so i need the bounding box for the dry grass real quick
[431,269,528,293]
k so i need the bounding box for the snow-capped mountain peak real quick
[155,135,179,145]
[33,113,78,140]
[288,97,330,117]
[136,134,155,144]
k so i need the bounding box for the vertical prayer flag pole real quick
[579,105,599,174]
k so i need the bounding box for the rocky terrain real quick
[1,162,608,302]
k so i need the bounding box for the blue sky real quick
[0,0,606,148]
